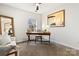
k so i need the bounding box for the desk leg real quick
[27,35,30,42]
[49,35,50,44]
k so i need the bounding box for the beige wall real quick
[0,4,42,42]
[42,3,79,50]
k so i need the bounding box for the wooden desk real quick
[26,32,51,43]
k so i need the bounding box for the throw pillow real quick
[0,32,11,45]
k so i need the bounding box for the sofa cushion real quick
[0,33,11,45]
[0,45,15,56]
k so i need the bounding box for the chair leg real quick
[41,36,42,44]
[35,38,36,43]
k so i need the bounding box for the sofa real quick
[0,32,17,56]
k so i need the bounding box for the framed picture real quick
[47,10,65,27]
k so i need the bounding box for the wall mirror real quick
[47,10,65,27]
[0,15,15,37]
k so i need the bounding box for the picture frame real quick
[47,10,65,27]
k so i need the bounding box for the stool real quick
[35,36,42,43]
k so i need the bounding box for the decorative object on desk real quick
[27,28,31,33]
[44,29,47,32]
[47,10,65,27]
[42,25,49,32]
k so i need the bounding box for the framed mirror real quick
[47,10,65,27]
[0,15,15,37]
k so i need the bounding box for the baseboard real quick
[16,40,27,44]
[16,39,79,50]
[53,40,79,50]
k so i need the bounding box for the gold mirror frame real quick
[47,10,65,27]
[0,15,15,36]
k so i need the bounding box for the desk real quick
[26,32,51,43]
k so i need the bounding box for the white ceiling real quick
[2,3,63,14]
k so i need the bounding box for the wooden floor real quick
[17,41,79,56]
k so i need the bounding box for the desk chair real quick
[35,35,42,43]
[35,29,42,43]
